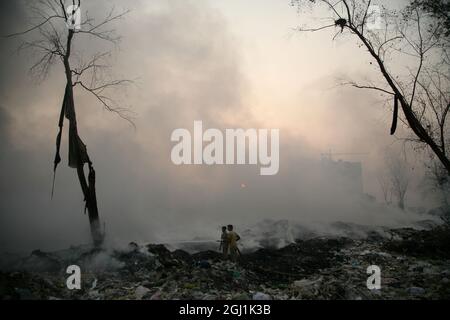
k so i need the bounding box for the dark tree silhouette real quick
[5,0,132,246]
[410,0,450,38]
[387,153,411,211]
[291,0,450,176]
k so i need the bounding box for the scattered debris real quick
[1,227,450,300]
[135,285,151,300]
[252,292,271,300]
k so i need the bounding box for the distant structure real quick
[320,152,366,195]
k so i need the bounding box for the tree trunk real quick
[64,30,103,246]
[398,198,405,211]
[76,163,103,246]
[350,26,450,176]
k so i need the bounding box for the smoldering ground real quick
[0,0,438,254]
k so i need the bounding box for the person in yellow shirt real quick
[227,224,241,261]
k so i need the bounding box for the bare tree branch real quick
[6,0,132,246]
[292,0,450,174]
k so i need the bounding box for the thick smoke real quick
[0,0,435,253]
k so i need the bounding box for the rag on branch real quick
[171,121,280,176]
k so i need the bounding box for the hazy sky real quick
[0,0,433,252]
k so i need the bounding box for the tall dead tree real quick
[377,172,393,205]
[5,0,132,246]
[387,153,411,210]
[291,0,450,176]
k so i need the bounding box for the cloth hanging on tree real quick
[390,94,399,135]
[52,84,90,197]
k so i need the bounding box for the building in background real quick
[320,153,364,195]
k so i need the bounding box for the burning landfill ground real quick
[1,219,450,300]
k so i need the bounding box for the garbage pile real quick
[1,227,450,300]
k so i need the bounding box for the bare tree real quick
[425,158,450,223]
[387,154,411,210]
[377,172,393,205]
[291,0,450,175]
[4,0,132,246]
[410,0,450,40]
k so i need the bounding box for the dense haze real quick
[0,0,438,253]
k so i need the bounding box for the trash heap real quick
[1,227,449,300]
